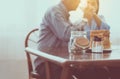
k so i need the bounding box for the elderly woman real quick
[78,0,110,39]
[74,0,110,79]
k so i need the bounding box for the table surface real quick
[64,49,120,61]
[54,46,120,67]
[25,46,120,79]
[26,46,120,66]
[56,46,120,79]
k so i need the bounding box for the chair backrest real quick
[24,28,40,79]
[25,28,39,49]
[25,28,54,79]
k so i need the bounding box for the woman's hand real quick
[83,4,101,27]
[83,5,96,19]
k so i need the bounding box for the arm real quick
[96,15,110,30]
[49,12,71,41]
[43,6,75,42]
[93,13,101,28]
[83,5,110,30]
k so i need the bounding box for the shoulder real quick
[98,15,106,22]
[98,15,105,19]
[46,4,62,16]
[46,6,57,14]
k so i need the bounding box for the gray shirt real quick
[37,2,72,54]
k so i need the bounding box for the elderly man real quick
[35,0,80,79]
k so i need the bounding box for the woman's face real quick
[87,0,98,13]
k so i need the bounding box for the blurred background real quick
[0,0,120,79]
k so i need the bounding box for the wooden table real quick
[25,46,120,79]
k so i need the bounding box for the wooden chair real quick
[25,28,39,49]
[25,28,52,79]
[25,28,41,79]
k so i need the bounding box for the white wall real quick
[0,0,59,60]
[0,0,120,60]
[99,0,120,45]
[0,0,36,60]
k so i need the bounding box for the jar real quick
[68,30,89,55]
[92,36,103,53]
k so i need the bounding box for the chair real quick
[25,28,39,49]
[25,28,40,79]
[25,28,52,79]
[24,28,75,79]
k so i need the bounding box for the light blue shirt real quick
[37,2,72,53]
[78,16,110,39]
